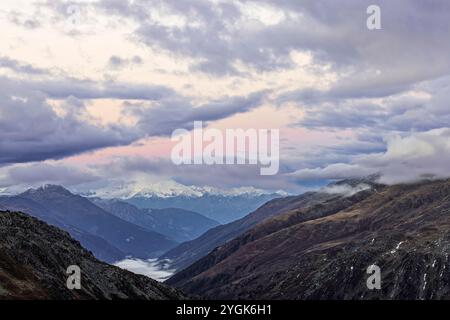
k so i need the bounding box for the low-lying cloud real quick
[321,183,372,197]
[291,128,450,185]
[114,258,176,282]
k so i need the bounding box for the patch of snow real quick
[423,273,427,291]
[390,241,405,254]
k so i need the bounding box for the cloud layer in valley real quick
[114,258,176,282]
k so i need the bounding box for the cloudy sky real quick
[1,0,450,196]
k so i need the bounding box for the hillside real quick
[0,210,185,300]
[92,198,220,242]
[0,185,177,262]
[167,180,450,300]
[160,191,336,271]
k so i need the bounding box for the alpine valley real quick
[3,178,450,300]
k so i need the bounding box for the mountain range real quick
[0,185,177,262]
[159,178,381,271]
[91,198,220,243]
[126,191,285,224]
[166,179,450,299]
[3,178,450,300]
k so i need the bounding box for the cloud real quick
[0,72,267,165]
[320,183,372,197]
[0,80,140,164]
[114,258,176,282]
[0,57,49,75]
[90,154,298,192]
[108,55,143,69]
[2,0,450,193]
[8,8,41,29]
[0,162,98,191]
[286,75,450,135]
[16,77,174,101]
[291,128,450,185]
[95,0,450,83]
[127,90,267,136]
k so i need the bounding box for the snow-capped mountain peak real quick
[85,180,288,200]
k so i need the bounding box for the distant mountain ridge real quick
[126,192,284,224]
[91,198,220,243]
[0,210,185,300]
[0,185,177,262]
[85,182,288,200]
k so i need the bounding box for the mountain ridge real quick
[91,198,220,243]
[0,210,186,300]
[167,179,450,300]
[0,185,177,262]
[159,191,339,271]
[126,192,284,224]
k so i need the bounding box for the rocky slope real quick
[0,210,185,300]
[167,179,450,300]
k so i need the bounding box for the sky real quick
[1,0,450,196]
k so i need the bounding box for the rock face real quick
[0,210,186,300]
[167,180,450,300]
[92,198,220,243]
[160,191,337,271]
[0,185,177,262]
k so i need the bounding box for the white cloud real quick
[291,128,450,185]
[321,183,372,197]
[114,258,176,282]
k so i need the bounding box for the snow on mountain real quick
[84,180,289,200]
